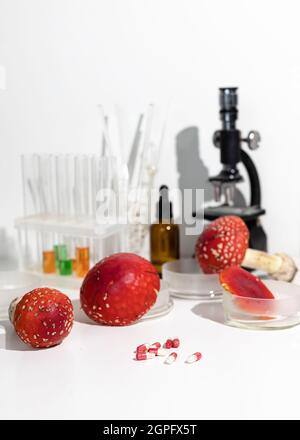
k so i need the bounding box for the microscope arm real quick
[240,149,261,207]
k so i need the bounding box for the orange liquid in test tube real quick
[72,258,77,272]
[43,250,56,274]
[75,247,90,277]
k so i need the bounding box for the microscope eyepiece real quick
[219,87,238,111]
[210,86,242,187]
[219,87,238,130]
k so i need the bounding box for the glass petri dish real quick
[223,279,300,330]
[142,280,173,320]
[162,258,223,300]
[0,272,41,319]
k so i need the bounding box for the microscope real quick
[203,87,267,251]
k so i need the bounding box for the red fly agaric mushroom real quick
[80,253,160,326]
[9,287,74,348]
[195,215,297,282]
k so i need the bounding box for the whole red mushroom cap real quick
[80,253,160,326]
[195,215,249,274]
[10,287,74,348]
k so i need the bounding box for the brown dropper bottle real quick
[150,185,180,276]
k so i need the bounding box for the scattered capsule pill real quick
[149,342,161,349]
[136,352,156,361]
[172,338,180,348]
[136,343,150,353]
[165,352,177,365]
[185,352,202,364]
[156,348,169,357]
[148,347,168,356]
[164,338,173,349]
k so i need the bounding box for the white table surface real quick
[1,269,300,420]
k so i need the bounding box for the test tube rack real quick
[15,153,129,289]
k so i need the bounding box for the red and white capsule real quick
[164,338,173,349]
[136,351,156,361]
[165,352,177,365]
[135,343,150,353]
[172,338,180,348]
[185,352,202,364]
[148,347,168,356]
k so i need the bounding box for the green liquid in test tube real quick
[54,244,72,275]
[54,244,65,269]
[54,155,74,276]
[59,259,73,276]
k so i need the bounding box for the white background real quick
[1,0,300,266]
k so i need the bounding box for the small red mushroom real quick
[195,215,297,281]
[195,216,249,274]
[9,287,74,348]
[80,253,160,326]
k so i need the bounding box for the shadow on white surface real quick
[72,299,98,325]
[191,301,226,325]
[0,320,36,351]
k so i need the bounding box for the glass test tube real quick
[91,155,102,268]
[74,155,90,277]
[55,155,74,275]
[75,245,90,277]
[53,243,72,276]
[21,154,42,271]
[59,259,73,276]
[38,154,56,274]
[42,231,56,274]
[74,155,90,220]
